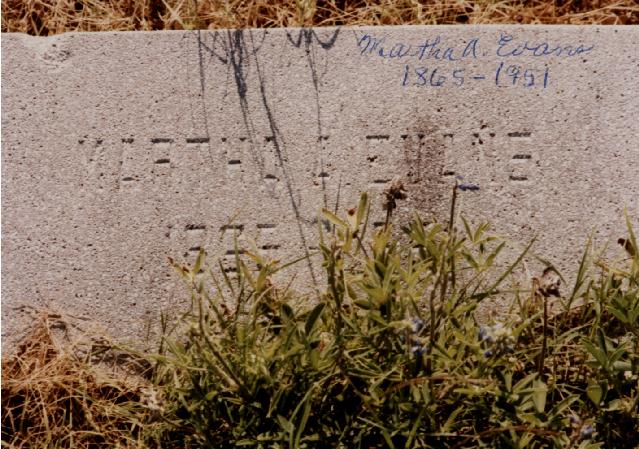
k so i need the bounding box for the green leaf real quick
[321,208,347,229]
[356,192,369,229]
[583,338,608,369]
[381,428,397,449]
[485,241,506,267]
[293,399,312,449]
[549,395,579,420]
[193,248,206,277]
[309,349,319,370]
[454,388,483,397]
[612,360,632,372]
[517,432,535,449]
[205,390,218,401]
[513,373,537,393]
[277,414,294,433]
[608,307,629,324]
[441,406,464,432]
[597,329,608,356]
[604,399,627,411]
[568,235,592,308]
[462,251,479,269]
[531,379,547,413]
[305,303,325,335]
[586,381,602,406]
[518,413,543,427]
[624,210,639,265]
[472,238,535,301]
[281,303,294,320]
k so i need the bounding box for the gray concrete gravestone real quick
[2,26,638,347]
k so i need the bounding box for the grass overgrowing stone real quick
[3,191,638,448]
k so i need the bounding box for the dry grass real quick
[1,311,161,449]
[2,0,638,35]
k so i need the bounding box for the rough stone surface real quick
[2,26,638,348]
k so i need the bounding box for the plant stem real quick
[538,294,548,376]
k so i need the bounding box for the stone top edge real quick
[2,24,638,39]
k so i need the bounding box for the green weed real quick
[150,191,639,448]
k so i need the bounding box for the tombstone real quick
[2,26,638,347]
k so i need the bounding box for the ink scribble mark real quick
[250,30,319,288]
[195,31,216,165]
[198,30,268,171]
[286,28,340,50]
[334,173,342,214]
[286,28,340,209]
[196,29,321,290]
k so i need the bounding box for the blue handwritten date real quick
[401,64,549,88]
[494,62,549,88]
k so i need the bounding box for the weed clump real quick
[152,193,639,448]
[2,192,638,448]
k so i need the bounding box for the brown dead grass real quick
[2,0,638,36]
[1,311,161,449]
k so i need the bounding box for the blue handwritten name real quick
[496,33,595,57]
[357,34,480,62]
[357,33,595,61]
